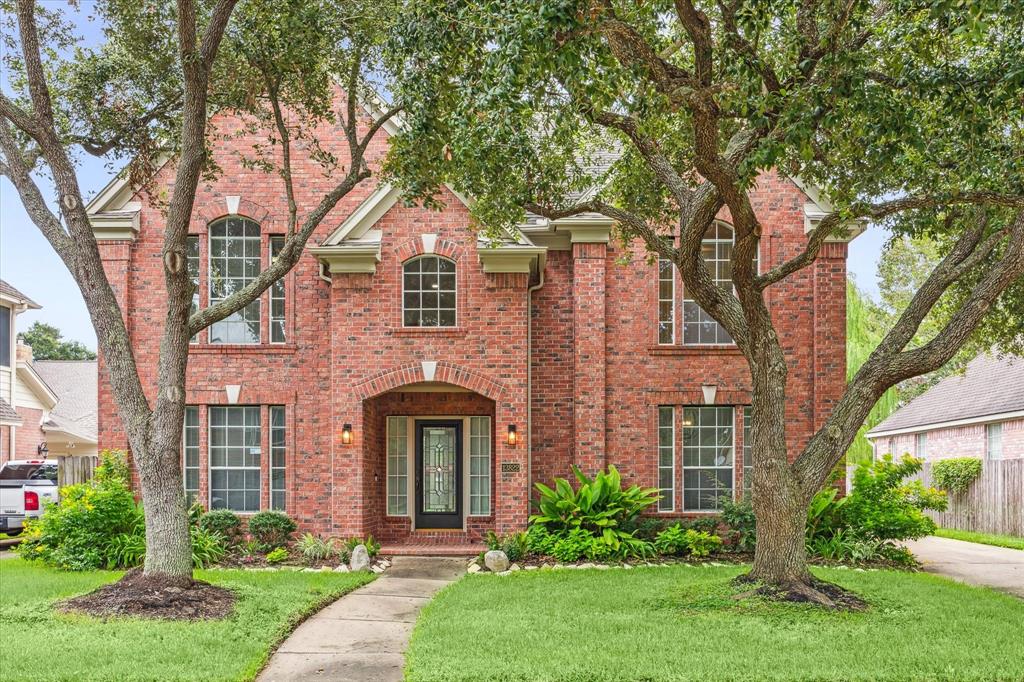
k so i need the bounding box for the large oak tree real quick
[1,0,398,584]
[384,0,1024,603]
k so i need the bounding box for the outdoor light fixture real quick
[37,442,49,457]
[341,423,353,445]
[507,424,518,446]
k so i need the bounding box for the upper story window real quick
[915,432,928,459]
[269,237,286,343]
[209,218,261,344]
[187,236,200,344]
[0,305,10,367]
[659,223,758,346]
[403,255,456,327]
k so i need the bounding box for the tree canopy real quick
[18,321,96,361]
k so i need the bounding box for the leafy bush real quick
[808,528,884,563]
[806,486,846,542]
[17,451,142,570]
[190,526,226,568]
[199,509,242,545]
[932,458,983,495]
[296,533,338,564]
[344,534,380,558]
[618,516,672,541]
[843,455,947,542]
[526,524,557,556]
[486,530,529,563]
[653,525,723,558]
[265,547,289,564]
[248,511,297,550]
[550,528,592,562]
[719,497,756,551]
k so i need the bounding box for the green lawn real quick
[934,527,1024,551]
[406,564,1024,682]
[0,558,373,682]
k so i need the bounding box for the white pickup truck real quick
[0,459,58,534]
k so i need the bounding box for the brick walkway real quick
[257,556,468,681]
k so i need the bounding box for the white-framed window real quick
[387,416,409,515]
[183,406,199,504]
[682,406,735,511]
[186,236,200,344]
[658,259,675,344]
[658,406,675,511]
[0,304,10,367]
[742,406,752,494]
[469,416,491,515]
[209,406,261,512]
[916,432,928,460]
[269,237,286,344]
[402,255,456,327]
[209,218,261,344]
[269,406,286,510]
[682,223,758,345]
[986,422,1003,460]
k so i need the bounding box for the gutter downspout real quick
[526,257,546,514]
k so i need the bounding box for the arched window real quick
[680,222,758,345]
[403,255,456,327]
[209,217,261,344]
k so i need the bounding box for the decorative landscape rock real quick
[484,550,510,573]
[350,544,371,572]
[467,563,482,574]
[334,564,350,572]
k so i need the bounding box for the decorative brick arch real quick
[353,361,506,401]
[394,237,464,263]
[195,196,272,228]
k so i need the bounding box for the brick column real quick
[572,240,607,475]
[96,240,133,452]
[813,241,848,490]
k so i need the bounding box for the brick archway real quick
[352,361,506,402]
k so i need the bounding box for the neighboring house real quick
[867,354,1024,461]
[0,280,99,464]
[86,102,858,550]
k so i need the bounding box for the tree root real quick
[731,574,867,611]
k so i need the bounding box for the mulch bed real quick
[59,569,236,620]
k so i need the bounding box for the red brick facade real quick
[94,110,849,547]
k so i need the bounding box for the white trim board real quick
[867,409,1024,439]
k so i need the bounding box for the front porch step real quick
[380,543,485,557]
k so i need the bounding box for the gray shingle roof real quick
[868,354,1024,435]
[33,360,98,442]
[0,280,40,309]
[0,397,22,424]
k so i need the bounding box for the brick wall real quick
[873,416,1024,462]
[14,406,45,459]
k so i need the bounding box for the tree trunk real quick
[748,480,810,586]
[137,438,193,578]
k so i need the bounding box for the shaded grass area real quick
[0,558,372,681]
[406,564,1024,682]
[934,528,1024,551]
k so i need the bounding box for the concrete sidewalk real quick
[257,556,467,682]
[905,535,1024,598]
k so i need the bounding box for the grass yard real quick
[0,557,373,682]
[406,564,1024,682]
[934,527,1024,551]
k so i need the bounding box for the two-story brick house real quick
[87,107,855,553]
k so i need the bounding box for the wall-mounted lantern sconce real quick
[341,423,353,445]
[507,424,518,447]
[37,442,49,457]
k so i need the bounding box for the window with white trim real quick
[470,416,492,515]
[915,432,928,459]
[658,406,674,511]
[186,236,200,344]
[183,406,199,504]
[270,237,286,343]
[682,406,734,510]
[742,406,752,494]
[209,218,261,344]
[402,255,456,327]
[658,259,675,344]
[681,223,758,345]
[387,417,408,515]
[269,406,286,510]
[986,422,1003,460]
[209,406,261,512]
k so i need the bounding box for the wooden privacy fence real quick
[56,455,97,487]
[913,459,1024,537]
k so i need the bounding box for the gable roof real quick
[0,280,41,309]
[0,398,22,426]
[34,360,98,444]
[867,354,1024,437]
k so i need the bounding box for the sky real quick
[0,2,891,352]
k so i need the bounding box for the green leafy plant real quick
[106,528,147,569]
[265,547,289,564]
[486,530,529,563]
[344,534,381,558]
[843,455,947,542]
[296,533,338,564]
[198,509,242,545]
[806,486,847,542]
[653,524,722,558]
[525,524,557,556]
[719,497,756,551]
[248,511,297,551]
[932,457,983,495]
[190,526,226,568]
[239,539,262,559]
[550,528,591,562]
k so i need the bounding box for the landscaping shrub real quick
[842,455,946,542]
[618,516,673,541]
[550,528,592,562]
[265,547,289,564]
[198,509,242,545]
[344,534,380,558]
[525,524,557,556]
[248,511,297,550]
[719,497,756,551]
[932,457,983,495]
[486,530,528,562]
[654,525,723,558]
[190,526,227,568]
[296,533,338,564]
[807,528,884,563]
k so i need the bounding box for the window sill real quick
[189,344,297,355]
[392,327,468,338]
[647,345,742,356]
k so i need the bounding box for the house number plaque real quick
[501,462,521,473]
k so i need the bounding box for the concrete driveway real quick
[905,536,1024,598]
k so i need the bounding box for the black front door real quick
[415,420,463,529]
